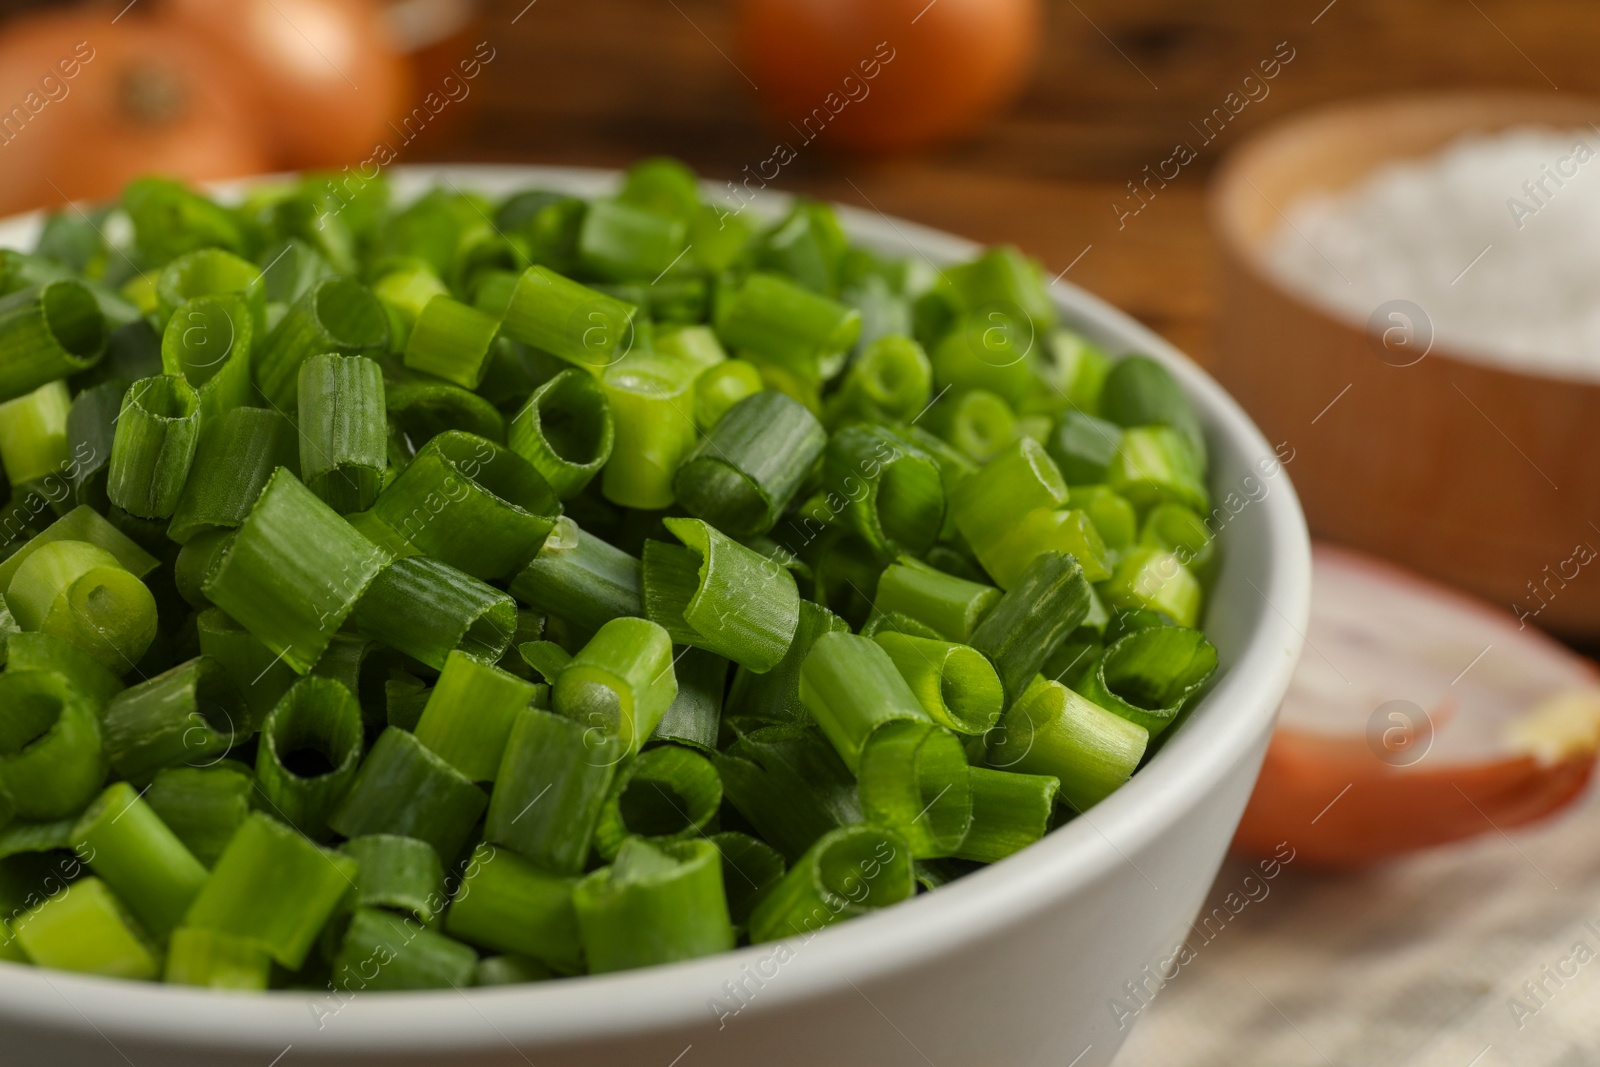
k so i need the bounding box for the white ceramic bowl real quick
[0,166,1310,1067]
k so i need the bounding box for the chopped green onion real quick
[328,727,487,863]
[574,838,733,973]
[949,437,1068,572]
[144,764,254,868]
[726,600,847,726]
[872,632,1003,735]
[857,720,971,858]
[1075,625,1218,736]
[1140,502,1216,578]
[982,507,1110,588]
[65,379,125,509]
[931,313,1035,409]
[969,550,1091,706]
[655,322,728,376]
[164,927,273,990]
[798,631,930,772]
[599,352,698,509]
[578,198,689,282]
[593,743,722,859]
[14,876,158,980]
[404,294,501,389]
[297,352,387,514]
[1047,409,1122,484]
[674,391,825,538]
[107,375,201,520]
[4,630,124,710]
[552,616,677,756]
[485,706,620,875]
[1102,546,1204,627]
[652,647,727,751]
[167,406,298,544]
[385,369,507,448]
[341,834,445,926]
[0,281,107,403]
[509,517,642,633]
[161,295,253,423]
[518,640,572,683]
[72,780,207,938]
[0,670,107,820]
[826,335,932,428]
[928,387,1017,463]
[954,767,1059,864]
[986,677,1147,811]
[693,358,764,431]
[1106,426,1209,514]
[193,609,295,729]
[0,380,70,488]
[413,650,536,782]
[330,907,477,991]
[6,539,158,670]
[747,825,912,944]
[1098,355,1203,455]
[1071,484,1137,554]
[823,423,944,559]
[101,657,242,783]
[474,954,554,985]
[501,265,638,374]
[351,556,516,671]
[372,262,450,350]
[255,276,389,409]
[255,676,364,841]
[507,368,614,499]
[714,272,861,384]
[259,238,333,308]
[944,245,1057,331]
[716,724,861,862]
[445,842,582,973]
[710,831,786,928]
[873,557,1000,644]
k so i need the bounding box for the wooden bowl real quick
[1210,91,1600,638]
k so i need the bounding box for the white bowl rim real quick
[0,164,1312,1054]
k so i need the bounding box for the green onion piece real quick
[981,507,1110,588]
[987,677,1147,811]
[1099,354,1203,454]
[655,322,728,376]
[255,277,389,409]
[797,631,930,772]
[944,245,1057,330]
[404,294,501,389]
[714,272,861,383]
[485,706,620,875]
[328,727,487,863]
[593,743,722,860]
[445,842,582,972]
[969,550,1091,706]
[145,764,254,867]
[122,176,249,265]
[860,611,942,640]
[184,812,358,969]
[501,265,638,374]
[747,825,912,944]
[370,430,559,580]
[15,876,158,979]
[385,370,507,448]
[1048,409,1122,484]
[726,600,847,726]
[574,837,734,974]
[507,368,614,500]
[202,468,390,673]
[4,631,124,709]
[0,671,106,820]
[332,906,478,991]
[161,294,254,423]
[652,647,727,751]
[259,237,333,308]
[351,556,516,671]
[509,517,642,633]
[475,954,554,986]
[1107,426,1209,514]
[341,834,445,925]
[1043,635,1103,691]
[193,608,295,729]
[857,720,972,858]
[297,352,387,514]
[873,557,1000,644]
[175,529,229,609]
[385,669,431,732]
[167,406,298,544]
[65,379,125,509]
[0,281,107,403]
[1103,546,1204,627]
[929,388,1018,463]
[824,423,944,559]
[413,650,536,782]
[4,248,138,328]
[1040,329,1111,413]
[6,539,158,671]
[872,632,1003,736]
[619,157,701,219]
[710,831,786,929]
[72,780,207,938]
[1072,484,1138,554]
[673,391,826,538]
[101,657,242,783]
[106,375,201,520]
[599,352,698,509]
[826,335,932,428]
[930,312,1036,409]
[255,677,364,841]
[552,616,677,757]
[693,358,763,431]
[518,640,572,683]
[578,198,689,281]
[372,262,450,350]
[716,723,861,862]
[1140,502,1216,577]
[949,437,1068,570]
[0,380,70,488]
[164,927,273,990]
[1075,625,1218,736]
[954,766,1060,863]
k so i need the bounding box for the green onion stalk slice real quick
[654,322,728,377]
[856,720,972,859]
[1139,502,1217,579]
[710,831,787,929]
[413,650,538,782]
[342,834,446,926]
[1098,354,1204,457]
[927,387,1017,464]
[823,423,945,560]
[297,352,387,514]
[403,293,501,389]
[255,676,364,841]
[1102,546,1205,628]
[1071,484,1138,554]
[0,670,107,820]
[485,706,622,875]
[0,380,71,488]
[944,245,1058,331]
[1075,624,1218,737]
[692,358,763,431]
[445,842,583,973]
[164,927,273,990]
[673,391,826,538]
[1106,425,1209,514]
[507,368,614,500]
[5,539,158,671]
[145,763,255,868]
[518,640,572,683]
[385,368,507,449]
[716,723,861,863]
[643,517,800,673]
[797,631,931,773]
[574,837,734,974]
[872,556,1000,644]
[350,555,516,671]
[599,351,699,509]
[552,616,678,757]
[930,312,1036,409]
[713,272,861,384]
[106,375,202,520]
[861,611,943,640]
[872,632,1004,736]
[726,600,848,727]
[160,294,254,424]
[328,726,487,863]
[825,334,932,429]
[72,780,208,939]
[501,265,639,374]
[1047,409,1123,484]
[14,876,159,980]
[193,608,296,730]
[173,526,231,607]
[101,656,245,784]
[65,379,126,509]
[986,677,1148,812]
[331,907,479,993]
[949,437,1069,570]
[0,281,107,404]
[166,406,298,544]
[509,517,642,634]
[201,468,390,673]
[577,197,690,282]
[369,430,560,580]
[969,550,1091,707]
[4,630,125,710]
[183,812,359,969]
[747,824,913,944]
[593,743,723,860]
[254,276,389,409]
[981,506,1111,588]
[954,766,1060,864]
[652,646,727,751]
[372,262,450,350]
[154,247,266,333]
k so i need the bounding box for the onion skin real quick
[735,0,1041,153]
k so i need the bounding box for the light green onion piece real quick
[414,650,537,782]
[673,391,826,538]
[4,506,161,588]
[161,294,253,423]
[981,506,1110,588]
[954,766,1060,864]
[1047,409,1122,484]
[164,927,273,990]
[599,352,698,509]
[747,825,912,944]
[574,838,734,974]
[145,764,254,868]
[1074,625,1218,737]
[578,197,689,281]
[1098,354,1203,456]
[944,245,1057,329]
[404,294,501,389]
[1139,502,1217,578]
[593,743,723,860]
[507,368,613,500]
[872,632,1003,736]
[107,375,201,520]
[929,387,1017,463]
[167,406,298,544]
[950,437,1068,572]
[155,247,266,332]
[446,842,583,973]
[987,677,1147,811]
[350,555,516,671]
[6,539,158,670]
[101,657,243,783]
[0,281,107,403]
[930,313,1035,409]
[342,835,445,926]
[1106,425,1209,514]
[72,780,207,938]
[485,706,621,876]
[857,720,971,858]
[826,334,932,428]
[509,517,642,633]
[501,265,638,374]
[255,677,364,841]
[331,907,478,991]
[693,358,763,431]
[552,617,677,757]
[297,352,387,514]
[969,551,1091,706]
[372,262,450,350]
[714,272,861,384]
[15,876,158,980]
[798,631,930,772]
[726,600,848,726]
[823,423,944,559]
[0,670,107,820]
[328,727,487,863]
[255,276,389,409]
[873,557,1000,644]
[1072,484,1138,554]
[1102,546,1204,627]
[4,630,125,710]
[0,380,70,487]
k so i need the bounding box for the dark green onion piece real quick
[509,517,642,633]
[0,281,107,403]
[856,720,972,859]
[823,423,944,559]
[255,676,363,841]
[593,743,722,860]
[414,650,537,782]
[445,842,583,973]
[297,352,387,514]
[1107,426,1209,514]
[507,368,614,500]
[161,294,253,423]
[652,647,727,751]
[164,927,273,990]
[747,825,912,944]
[106,375,201,519]
[0,670,106,820]
[600,352,698,509]
[260,237,334,308]
[714,272,861,383]
[0,380,70,488]
[1075,625,1218,737]
[1140,502,1217,578]
[710,831,786,929]
[726,600,848,726]
[65,379,125,509]
[969,551,1091,706]
[255,276,389,408]
[101,657,243,783]
[4,630,124,710]
[193,609,295,730]
[385,670,431,732]
[145,764,254,867]
[1103,546,1204,627]
[331,907,478,991]
[672,391,826,538]
[183,812,358,969]
[826,334,932,428]
[328,727,487,863]
[5,539,158,671]
[716,723,861,863]
[72,780,207,938]
[402,294,501,390]
[386,370,507,447]
[798,631,930,772]
[574,837,734,974]
[1048,409,1123,484]
[167,406,298,544]
[873,557,1000,644]
[1098,354,1203,456]
[202,468,390,673]
[370,430,559,580]
[552,617,677,757]
[860,611,942,640]
[954,767,1060,864]
[351,556,516,671]
[643,517,800,673]
[693,358,763,431]
[14,876,158,980]
[987,678,1147,811]
[501,265,638,374]
[1072,484,1138,554]
[872,632,1004,736]
[485,706,620,875]
[342,834,445,926]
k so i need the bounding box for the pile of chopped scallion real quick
[0,160,1218,991]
